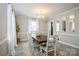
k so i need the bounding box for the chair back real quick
[46,35,59,56]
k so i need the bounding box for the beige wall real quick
[0,3,8,55]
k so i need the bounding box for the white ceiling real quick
[12,3,79,18]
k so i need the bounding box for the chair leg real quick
[46,51,48,56]
[40,46,42,56]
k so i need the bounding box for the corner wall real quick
[0,3,8,56]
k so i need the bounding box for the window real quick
[31,20,39,32]
[28,19,39,38]
[56,21,59,32]
[28,19,39,33]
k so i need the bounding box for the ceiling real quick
[12,3,79,18]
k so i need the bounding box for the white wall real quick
[16,16,48,40]
[16,16,28,33]
[39,19,48,35]
[0,4,7,41]
[51,7,79,48]
[75,8,79,33]
[0,3,8,55]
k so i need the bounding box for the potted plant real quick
[16,21,20,43]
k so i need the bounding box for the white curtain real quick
[7,4,17,55]
[12,10,17,47]
[28,19,32,34]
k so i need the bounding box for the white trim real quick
[0,38,7,45]
[54,7,79,18]
[58,41,79,49]
[59,33,79,37]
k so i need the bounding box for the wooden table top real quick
[36,35,47,43]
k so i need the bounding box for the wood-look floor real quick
[14,39,79,56]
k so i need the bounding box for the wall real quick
[0,3,8,55]
[51,7,79,48]
[16,16,48,40]
[39,19,48,35]
[16,16,28,40]
[16,16,28,33]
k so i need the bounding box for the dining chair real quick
[28,33,40,55]
[40,35,59,56]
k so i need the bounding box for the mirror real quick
[56,21,59,32]
[62,17,66,32]
[69,15,75,32]
[51,22,53,35]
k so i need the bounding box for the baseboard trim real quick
[60,33,79,37]
[58,41,79,49]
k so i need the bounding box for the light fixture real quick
[37,16,41,18]
[42,15,45,18]
[37,15,45,19]
[33,6,50,19]
[33,6,50,15]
